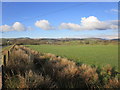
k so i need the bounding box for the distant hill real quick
[1,37,119,46]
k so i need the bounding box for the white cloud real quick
[72,33,118,39]
[1,16,118,32]
[59,16,118,31]
[12,22,26,31]
[98,34,118,39]
[0,22,33,32]
[35,20,55,30]
[110,9,119,13]
[105,9,119,14]
[0,25,14,32]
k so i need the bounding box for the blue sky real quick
[1,2,118,39]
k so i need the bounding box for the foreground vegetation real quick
[3,45,120,88]
[26,45,118,68]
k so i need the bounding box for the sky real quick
[1,0,120,2]
[1,2,119,39]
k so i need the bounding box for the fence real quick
[2,44,16,66]
[1,44,16,88]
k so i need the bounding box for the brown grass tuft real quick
[79,64,98,84]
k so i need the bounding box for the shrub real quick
[79,64,98,84]
[4,75,28,88]
[25,70,57,88]
[104,78,120,88]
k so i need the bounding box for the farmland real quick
[26,45,118,68]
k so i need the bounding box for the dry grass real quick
[25,70,57,88]
[79,64,98,84]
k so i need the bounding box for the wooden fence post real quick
[5,51,9,66]
[2,65,4,89]
[8,50,10,61]
[3,55,6,66]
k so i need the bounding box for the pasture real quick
[26,45,118,68]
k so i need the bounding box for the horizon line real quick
[1,37,119,40]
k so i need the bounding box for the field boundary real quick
[2,44,16,66]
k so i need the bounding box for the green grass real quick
[25,45,118,68]
[2,45,12,51]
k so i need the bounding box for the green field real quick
[26,45,118,68]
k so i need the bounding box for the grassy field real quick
[26,45,118,68]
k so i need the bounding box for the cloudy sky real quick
[1,2,118,39]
